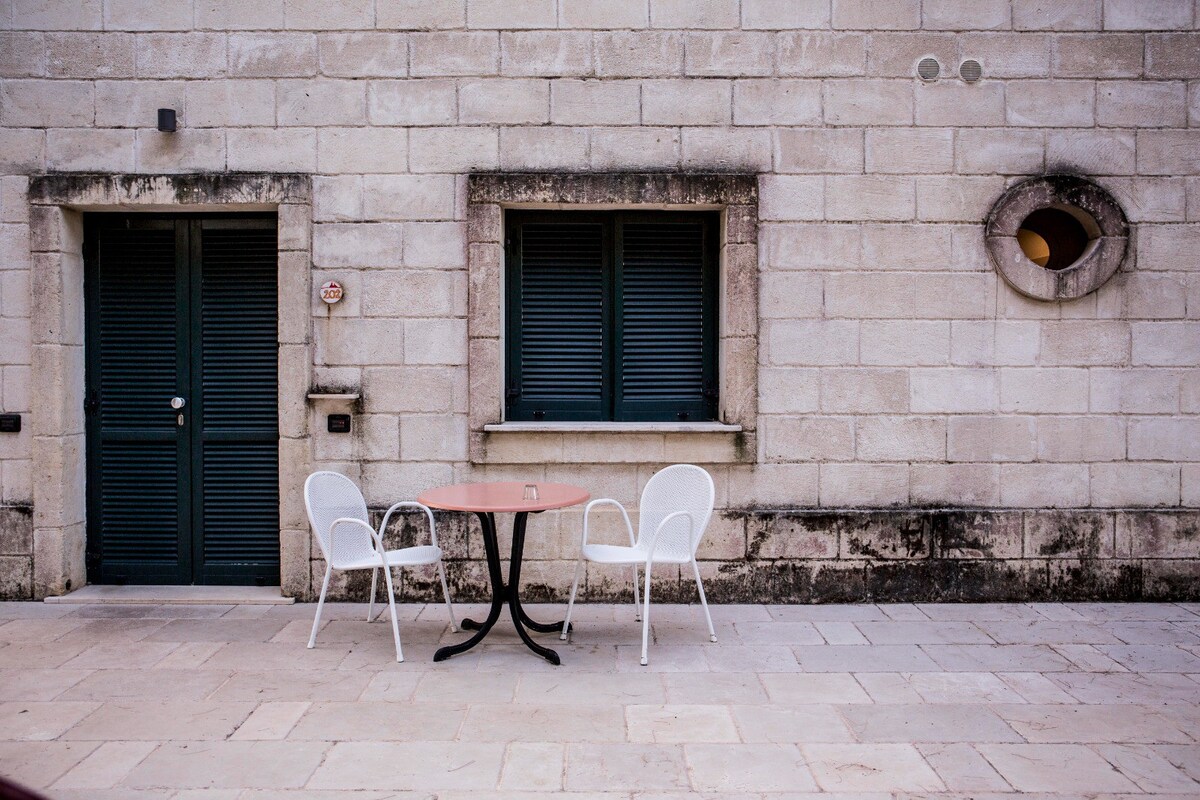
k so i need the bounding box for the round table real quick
[417,481,589,665]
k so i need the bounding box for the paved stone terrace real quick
[0,600,1198,799]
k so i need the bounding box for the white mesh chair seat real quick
[304,471,457,662]
[562,464,718,665]
[337,544,443,572]
[583,543,690,565]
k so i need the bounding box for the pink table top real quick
[417,481,590,514]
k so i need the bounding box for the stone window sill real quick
[476,421,752,464]
[483,422,743,434]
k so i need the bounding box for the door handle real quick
[171,397,186,409]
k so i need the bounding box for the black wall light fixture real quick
[157,108,177,132]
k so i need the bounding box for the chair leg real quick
[436,560,458,633]
[560,558,584,641]
[308,563,332,649]
[380,564,403,662]
[367,567,379,622]
[640,562,652,666]
[691,559,717,643]
[631,564,641,622]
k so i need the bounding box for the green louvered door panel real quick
[86,215,279,585]
[615,213,718,421]
[86,220,189,584]
[193,220,279,584]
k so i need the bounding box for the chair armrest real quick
[582,498,635,548]
[379,501,439,548]
[645,511,694,563]
[329,517,385,564]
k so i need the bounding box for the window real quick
[505,210,719,422]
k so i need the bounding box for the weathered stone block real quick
[0,555,32,600]
[136,33,227,79]
[777,32,866,76]
[999,368,1089,413]
[774,128,864,173]
[1025,509,1114,559]
[958,33,1052,78]
[642,79,731,126]
[589,127,681,170]
[840,512,930,559]
[742,0,829,29]
[1053,33,1143,77]
[684,31,775,76]
[594,31,682,77]
[650,0,738,29]
[865,129,953,174]
[375,0,466,29]
[916,82,1006,126]
[820,463,909,507]
[856,416,946,462]
[911,464,1001,507]
[500,31,592,77]
[0,80,93,127]
[825,79,913,125]
[1117,510,1200,558]
[368,79,456,126]
[1046,130,1137,175]
[1131,322,1200,367]
[933,510,1022,558]
[226,129,316,172]
[410,128,499,173]
[196,0,285,30]
[766,319,858,365]
[460,79,550,125]
[1103,0,1192,30]
[681,128,772,172]
[827,176,915,222]
[317,128,408,174]
[410,32,499,77]
[1013,0,1100,30]
[998,463,1089,507]
[46,129,135,173]
[1091,463,1180,508]
[759,175,822,221]
[832,0,920,29]
[749,511,838,559]
[947,416,1036,462]
[762,416,854,462]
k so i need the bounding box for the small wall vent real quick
[917,57,941,81]
[959,59,983,82]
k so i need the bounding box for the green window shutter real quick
[506,215,609,421]
[195,220,280,582]
[505,210,718,423]
[615,214,718,421]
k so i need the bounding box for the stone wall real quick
[0,0,1198,600]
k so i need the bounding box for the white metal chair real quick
[304,471,457,662]
[561,464,717,665]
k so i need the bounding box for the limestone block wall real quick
[0,0,1197,600]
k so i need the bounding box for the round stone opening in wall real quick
[1017,206,1093,270]
[985,175,1128,301]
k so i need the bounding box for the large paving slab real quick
[0,601,1196,798]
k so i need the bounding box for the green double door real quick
[85,215,280,585]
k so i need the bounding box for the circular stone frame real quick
[985,174,1129,301]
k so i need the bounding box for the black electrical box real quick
[0,414,20,433]
[327,414,351,434]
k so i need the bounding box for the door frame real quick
[27,174,313,597]
[83,213,282,586]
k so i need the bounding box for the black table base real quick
[433,510,568,665]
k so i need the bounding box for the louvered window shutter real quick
[615,214,718,421]
[505,211,718,423]
[506,216,609,421]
